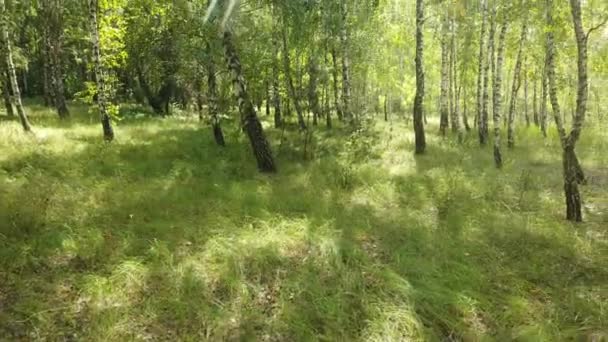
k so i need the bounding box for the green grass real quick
[1,103,607,341]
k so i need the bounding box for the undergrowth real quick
[0,104,607,341]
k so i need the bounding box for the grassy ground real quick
[1,103,607,341]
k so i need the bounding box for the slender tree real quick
[546,0,591,221]
[492,22,508,168]
[1,68,13,117]
[476,0,489,144]
[0,0,31,132]
[271,5,282,128]
[439,14,450,136]
[413,0,426,154]
[340,0,352,123]
[43,0,70,119]
[88,0,114,141]
[507,21,527,148]
[206,42,225,146]
[281,23,306,130]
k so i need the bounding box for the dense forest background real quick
[1,0,607,340]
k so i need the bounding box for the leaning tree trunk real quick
[507,22,527,148]
[206,42,225,146]
[439,16,449,137]
[413,0,426,154]
[476,0,488,144]
[281,25,306,130]
[340,0,352,123]
[223,30,276,173]
[0,0,31,132]
[88,0,114,141]
[492,23,507,168]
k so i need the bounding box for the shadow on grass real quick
[0,117,606,340]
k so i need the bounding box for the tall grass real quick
[0,105,606,340]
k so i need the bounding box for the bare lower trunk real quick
[493,23,507,168]
[271,8,282,128]
[223,30,276,173]
[413,0,426,154]
[533,77,539,126]
[1,69,13,116]
[0,0,31,132]
[451,16,462,141]
[308,55,321,127]
[507,22,527,148]
[206,43,225,147]
[439,16,449,136]
[340,1,352,123]
[88,0,114,141]
[281,25,306,130]
[524,69,529,126]
[540,60,548,137]
[331,48,342,121]
[476,0,488,142]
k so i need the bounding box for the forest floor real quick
[1,103,607,341]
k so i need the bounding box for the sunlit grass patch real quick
[1,105,607,340]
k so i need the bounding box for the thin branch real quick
[585,17,608,41]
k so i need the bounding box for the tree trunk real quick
[533,76,539,126]
[540,57,548,137]
[476,0,488,145]
[1,69,13,117]
[462,84,470,131]
[493,23,507,168]
[40,36,53,107]
[308,55,321,127]
[331,48,343,121]
[546,0,588,222]
[223,30,276,173]
[271,9,282,128]
[413,0,426,154]
[0,0,31,132]
[524,67,529,126]
[281,25,306,130]
[481,5,495,146]
[451,16,463,141]
[206,43,225,146]
[45,0,69,119]
[439,15,449,136]
[340,1,352,122]
[88,0,114,141]
[507,22,527,148]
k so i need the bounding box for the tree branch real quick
[586,17,608,41]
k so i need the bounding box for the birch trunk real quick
[476,0,488,142]
[493,23,507,168]
[507,22,527,148]
[88,0,114,141]
[413,0,426,154]
[0,0,31,132]
[223,30,276,173]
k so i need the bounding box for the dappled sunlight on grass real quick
[1,106,607,340]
